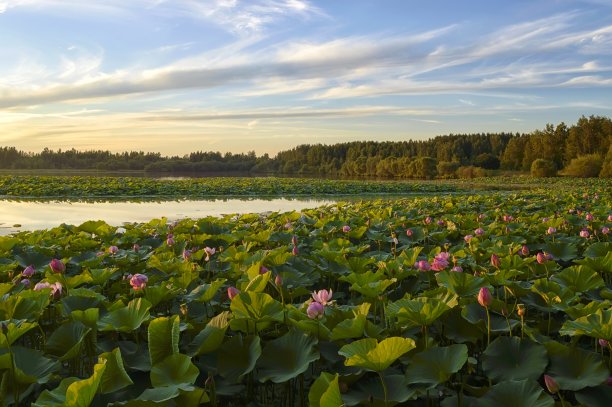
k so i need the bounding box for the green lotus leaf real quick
[218,335,262,382]
[542,242,577,262]
[241,271,271,293]
[187,311,230,356]
[583,242,612,258]
[340,269,386,286]
[442,307,482,344]
[229,292,284,333]
[2,289,50,321]
[62,295,101,315]
[563,300,610,320]
[552,265,605,294]
[473,379,553,407]
[143,285,183,308]
[436,271,488,297]
[148,315,180,366]
[308,372,343,407]
[482,337,547,382]
[530,279,577,309]
[98,348,134,394]
[2,345,60,385]
[350,278,397,298]
[257,329,319,383]
[98,298,152,332]
[150,353,199,388]
[339,337,416,372]
[405,344,468,386]
[77,220,111,234]
[330,313,367,341]
[71,308,100,329]
[33,360,106,407]
[46,321,92,361]
[395,297,451,328]
[0,320,37,346]
[575,384,612,407]
[461,303,519,333]
[0,236,19,251]
[559,309,612,341]
[545,341,609,391]
[89,268,119,286]
[341,374,416,406]
[187,278,227,302]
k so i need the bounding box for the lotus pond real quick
[0,179,611,406]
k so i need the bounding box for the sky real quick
[0,0,611,156]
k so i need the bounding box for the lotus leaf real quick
[257,329,319,383]
[473,379,554,407]
[98,298,152,332]
[405,344,468,386]
[308,372,343,407]
[148,315,180,365]
[339,337,416,372]
[98,348,134,394]
[545,341,609,391]
[218,335,262,382]
[482,337,547,382]
[187,311,230,356]
[150,353,199,388]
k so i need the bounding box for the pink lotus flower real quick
[478,213,486,221]
[133,244,140,252]
[521,245,530,256]
[182,249,192,261]
[227,286,240,300]
[547,227,556,235]
[475,228,485,236]
[307,302,325,319]
[342,225,351,233]
[602,227,610,235]
[166,237,175,246]
[451,266,463,272]
[544,375,559,394]
[20,278,31,287]
[22,265,35,278]
[580,229,590,238]
[586,213,594,221]
[312,289,333,306]
[537,252,553,264]
[34,281,63,298]
[477,287,492,308]
[608,214,612,222]
[292,235,298,246]
[284,221,292,229]
[464,234,473,243]
[425,216,432,225]
[275,274,283,286]
[129,274,148,291]
[542,217,549,223]
[108,245,118,254]
[599,338,609,347]
[204,247,216,261]
[503,215,514,222]
[437,220,445,226]
[292,245,299,256]
[431,252,450,271]
[49,258,65,274]
[568,209,575,214]
[415,260,431,271]
[259,265,269,274]
[406,229,413,237]
[490,254,501,268]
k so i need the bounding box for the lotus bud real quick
[292,235,298,246]
[275,274,282,286]
[536,252,548,264]
[542,217,549,223]
[521,245,530,256]
[415,260,431,271]
[451,266,463,272]
[424,216,432,225]
[108,245,118,254]
[129,273,148,291]
[547,227,556,235]
[22,265,35,278]
[608,214,612,222]
[259,265,269,274]
[544,375,559,394]
[602,227,610,235]
[204,247,216,261]
[580,229,590,238]
[599,339,609,348]
[517,304,526,317]
[133,243,140,252]
[475,228,485,236]
[477,287,492,308]
[464,234,473,243]
[166,236,175,246]
[490,254,501,268]
[20,278,31,287]
[307,301,325,319]
[182,249,192,261]
[406,228,413,237]
[586,213,594,221]
[292,245,299,256]
[49,258,65,274]
[437,220,445,226]
[342,225,351,233]
[227,286,240,300]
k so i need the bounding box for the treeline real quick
[1,115,610,178]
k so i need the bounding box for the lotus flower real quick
[292,245,299,256]
[307,301,325,319]
[166,236,175,246]
[182,249,192,261]
[599,339,609,347]
[20,278,30,287]
[275,274,283,286]
[608,214,612,222]
[547,227,556,235]
[544,375,559,394]
[425,216,432,225]
[259,265,269,274]
[586,213,594,221]
[133,244,140,252]
[406,229,413,237]
[542,217,549,223]
[602,227,610,235]
[475,228,485,236]
[477,287,492,308]
[292,235,298,246]
[312,289,333,305]
[108,245,118,254]
[451,266,463,272]
[437,220,445,226]
[22,265,35,278]
[415,260,431,271]
[503,215,514,222]
[129,274,148,291]
[580,229,590,238]
[34,281,62,298]
[49,258,65,274]
[521,245,530,256]
[227,286,240,300]
[204,247,216,261]
[342,225,351,233]
[490,254,501,268]
[536,252,553,264]
[431,252,450,271]
[464,234,473,243]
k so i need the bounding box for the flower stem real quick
[378,372,388,405]
[485,307,491,346]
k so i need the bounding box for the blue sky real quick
[0,0,610,155]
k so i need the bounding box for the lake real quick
[0,197,338,235]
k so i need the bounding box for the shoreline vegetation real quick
[1,115,610,179]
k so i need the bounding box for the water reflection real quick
[0,197,337,235]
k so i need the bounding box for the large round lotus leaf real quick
[45,321,91,361]
[575,384,612,407]
[560,309,612,342]
[342,374,416,406]
[542,241,577,262]
[187,311,230,356]
[330,314,367,341]
[441,308,482,344]
[98,348,134,395]
[405,344,468,386]
[148,315,180,366]
[33,361,106,407]
[98,298,152,333]
[482,337,547,382]
[308,372,343,407]
[150,353,199,388]
[229,291,284,333]
[218,335,262,382]
[10,345,60,385]
[0,320,37,346]
[394,297,451,328]
[436,271,488,297]
[461,303,519,333]
[552,265,605,293]
[257,329,319,383]
[473,379,554,407]
[339,337,416,372]
[545,341,609,391]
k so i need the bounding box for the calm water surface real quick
[0,198,337,235]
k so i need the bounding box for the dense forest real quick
[1,115,610,178]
